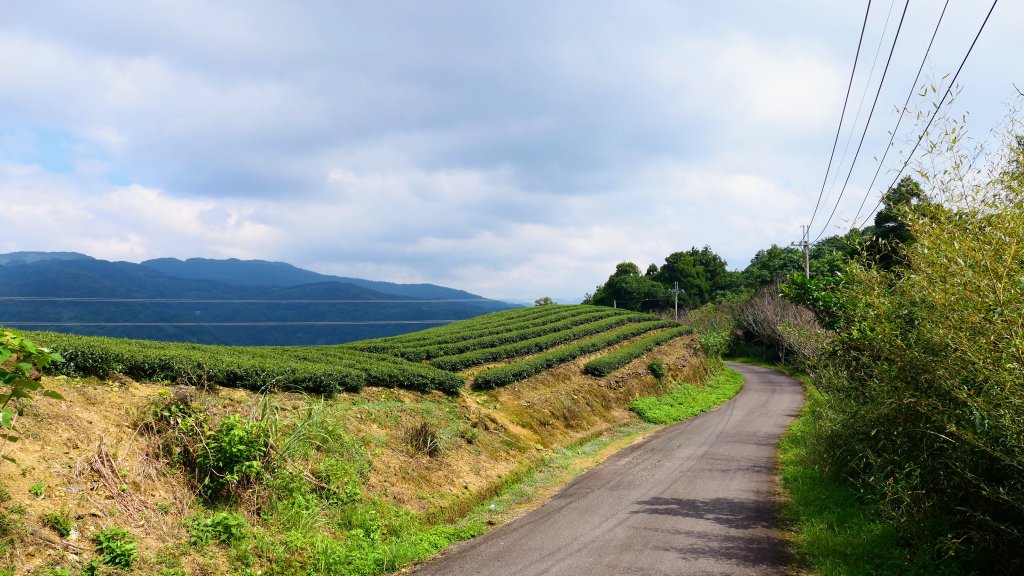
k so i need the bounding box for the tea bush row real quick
[346,305,564,352]
[348,305,605,353]
[472,320,675,389]
[391,306,626,351]
[582,326,693,377]
[388,309,637,361]
[32,332,464,394]
[428,315,664,372]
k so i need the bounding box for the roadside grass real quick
[629,364,743,424]
[755,360,974,576]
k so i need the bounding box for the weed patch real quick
[630,366,743,424]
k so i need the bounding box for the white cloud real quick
[1,0,1020,301]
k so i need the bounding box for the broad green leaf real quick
[41,390,65,401]
[0,433,19,443]
[0,408,13,428]
[16,380,41,392]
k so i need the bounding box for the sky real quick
[1,0,1020,301]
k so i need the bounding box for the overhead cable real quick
[807,0,874,232]
[812,0,912,243]
[856,0,999,230]
[850,0,951,229]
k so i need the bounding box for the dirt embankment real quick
[0,335,704,574]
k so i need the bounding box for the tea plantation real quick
[30,304,692,393]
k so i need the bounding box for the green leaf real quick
[2,455,17,465]
[0,408,13,428]
[0,433,19,442]
[41,390,65,401]
[0,349,12,364]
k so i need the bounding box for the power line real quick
[855,0,999,229]
[807,0,873,231]
[817,0,896,229]
[850,0,951,229]
[812,0,911,243]
[0,297,491,304]
[0,320,459,327]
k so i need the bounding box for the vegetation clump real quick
[94,527,138,569]
[630,367,743,424]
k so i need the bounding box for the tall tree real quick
[654,247,736,307]
[741,245,803,289]
[588,261,671,311]
[870,176,927,269]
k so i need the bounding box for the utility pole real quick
[791,225,811,279]
[613,299,616,309]
[671,282,680,322]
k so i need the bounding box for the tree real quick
[589,262,671,312]
[534,296,555,306]
[654,247,735,307]
[870,176,927,269]
[741,245,803,289]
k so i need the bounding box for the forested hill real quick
[0,253,512,345]
[141,257,484,300]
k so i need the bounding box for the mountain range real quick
[0,252,513,345]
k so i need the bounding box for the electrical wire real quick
[812,0,911,243]
[807,0,873,231]
[855,0,999,229]
[819,0,898,225]
[850,0,950,229]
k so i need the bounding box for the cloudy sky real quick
[1,1,1020,301]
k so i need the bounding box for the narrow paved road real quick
[411,362,804,576]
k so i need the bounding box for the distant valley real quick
[0,252,513,345]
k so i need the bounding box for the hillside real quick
[0,254,511,345]
[1,305,714,575]
[140,257,485,300]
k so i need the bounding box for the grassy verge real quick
[629,364,743,424]
[328,362,745,574]
[768,363,966,575]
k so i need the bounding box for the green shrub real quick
[698,330,732,359]
[28,482,45,499]
[194,415,271,499]
[648,359,667,380]
[43,507,73,538]
[94,528,138,569]
[185,511,247,547]
[811,120,1024,568]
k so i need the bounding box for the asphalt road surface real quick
[411,362,805,576]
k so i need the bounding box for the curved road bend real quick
[410,362,805,576]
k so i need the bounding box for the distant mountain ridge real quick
[140,257,483,300]
[0,252,513,345]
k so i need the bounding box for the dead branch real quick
[91,441,150,519]
[28,528,88,552]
